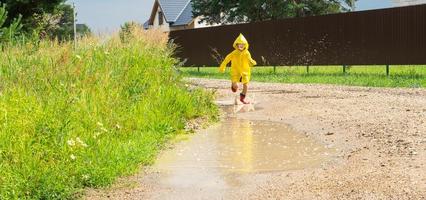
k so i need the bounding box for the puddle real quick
[152,110,335,195]
[155,118,333,174]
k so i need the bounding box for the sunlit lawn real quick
[180,65,426,88]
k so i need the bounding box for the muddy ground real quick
[86,78,426,200]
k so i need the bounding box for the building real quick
[143,0,211,32]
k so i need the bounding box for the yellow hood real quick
[233,33,249,50]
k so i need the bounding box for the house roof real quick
[143,20,149,29]
[173,1,194,26]
[158,0,191,22]
[148,0,194,27]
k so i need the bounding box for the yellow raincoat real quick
[219,34,257,84]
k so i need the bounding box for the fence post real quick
[343,65,346,74]
[198,66,200,72]
[306,65,310,74]
[73,2,77,50]
[386,65,390,76]
[273,66,276,73]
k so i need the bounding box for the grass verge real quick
[0,30,218,199]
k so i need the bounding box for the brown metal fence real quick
[169,4,426,66]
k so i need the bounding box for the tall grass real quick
[180,66,426,88]
[0,29,217,199]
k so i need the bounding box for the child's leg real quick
[231,82,238,93]
[242,83,248,95]
[240,83,250,104]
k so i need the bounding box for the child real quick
[219,33,257,104]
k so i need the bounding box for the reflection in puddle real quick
[153,116,335,193]
[215,119,332,172]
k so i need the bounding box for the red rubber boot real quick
[240,93,250,104]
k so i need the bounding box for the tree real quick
[0,0,80,40]
[0,0,65,31]
[344,0,357,11]
[192,0,358,25]
[76,24,91,38]
[0,3,22,43]
[49,4,74,40]
[35,4,90,40]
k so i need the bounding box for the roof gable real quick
[147,0,160,25]
[158,0,191,22]
[173,1,194,26]
[147,0,193,26]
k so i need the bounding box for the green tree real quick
[192,0,357,24]
[344,0,357,11]
[76,23,92,37]
[0,0,65,31]
[0,3,22,43]
[0,0,79,40]
[49,4,75,40]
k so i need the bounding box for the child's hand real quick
[219,67,226,73]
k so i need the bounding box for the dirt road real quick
[86,78,426,199]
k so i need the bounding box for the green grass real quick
[180,65,426,88]
[0,31,217,199]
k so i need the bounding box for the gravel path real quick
[86,78,426,200]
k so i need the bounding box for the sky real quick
[68,0,426,33]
